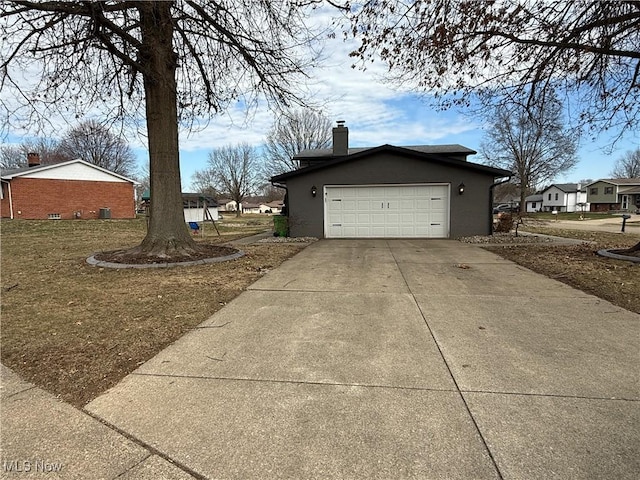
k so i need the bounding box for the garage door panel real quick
[325,185,449,238]
[371,213,385,223]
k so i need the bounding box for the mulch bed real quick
[94,244,239,265]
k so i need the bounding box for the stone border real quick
[86,250,245,269]
[596,249,640,264]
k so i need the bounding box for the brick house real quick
[1,156,138,220]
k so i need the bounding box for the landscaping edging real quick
[86,250,245,269]
[596,249,640,264]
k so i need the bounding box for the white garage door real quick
[325,184,449,238]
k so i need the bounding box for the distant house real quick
[217,198,239,214]
[265,200,283,214]
[585,178,640,212]
[241,202,261,214]
[217,197,283,214]
[525,194,543,213]
[540,184,589,213]
[1,156,138,220]
[141,190,219,222]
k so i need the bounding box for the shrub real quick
[494,213,514,233]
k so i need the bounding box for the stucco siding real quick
[284,153,495,238]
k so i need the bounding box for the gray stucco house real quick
[271,122,511,239]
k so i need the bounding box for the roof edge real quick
[272,144,511,183]
[1,158,139,184]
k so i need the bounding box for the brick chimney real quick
[27,152,41,167]
[332,120,348,156]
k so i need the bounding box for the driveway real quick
[85,239,639,479]
[538,213,640,233]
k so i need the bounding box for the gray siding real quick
[284,152,496,238]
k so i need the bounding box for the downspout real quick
[489,176,511,235]
[272,182,288,216]
[4,180,14,219]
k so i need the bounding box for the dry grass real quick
[3,218,638,407]
[484,226,640,314]
[1,216,305,407]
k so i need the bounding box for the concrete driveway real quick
[85,239,639,479]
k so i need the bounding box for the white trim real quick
[323,183,450,238]
[4,180,14,219]
[1,158,139,184]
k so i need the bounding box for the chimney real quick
[27,152,41,167]
[332,120,348,156]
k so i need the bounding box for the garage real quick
[325,184,449,238]
[270,123,512,239]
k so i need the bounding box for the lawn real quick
[1,216,305,407]
[2,218,638,408]
[484,226,640,314]
[524,212,619,221]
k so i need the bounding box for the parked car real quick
[492,204,520,214]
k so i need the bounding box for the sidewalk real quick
[2,239,639,479]
[0,364,194,479]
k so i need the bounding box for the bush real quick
[494,213,514,233]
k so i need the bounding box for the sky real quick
[2,8,638,191]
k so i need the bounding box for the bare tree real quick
[481,91,578,213]
[0,145,22,169]
[263,109,333,178]
[201,143,261,217]
[58,120,137,176]
[1,1,322,258]
[610,149,640,178]
[190,168,220,199]
[258,183,284,202]
[0,138,68,169]
[350,1,640,136]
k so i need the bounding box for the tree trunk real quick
[135,2,197,257]
[625,240,640,252]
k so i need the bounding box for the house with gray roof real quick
[540,183,589,213]
[585,178,640,212]
[270,121,512,239]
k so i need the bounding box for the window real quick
[532,202,537,208]
[548,193,551,200]
[590,187,598,195]
[604,186,614,195]
[48,213,61,220]
[555,193,559,201]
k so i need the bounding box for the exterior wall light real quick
[311,185,317,197]
[458,182,465,195]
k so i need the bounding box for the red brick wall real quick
[0,178,136,219]
[590,203,621,213]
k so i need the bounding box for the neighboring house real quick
[217,198,283,214]
[585,178,640,212]
[141,190,219,222]
[241,202,261,214]
[525,194,543,213]
[265,200,283,214]
[0,156,138,220]
[243,202,281,214]
[217,199,240,214]
[540,183,589,213]
[270,122,512,238]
